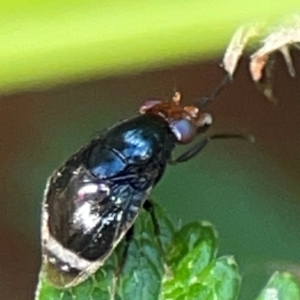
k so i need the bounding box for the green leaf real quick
[192,256,241,300]
[160,223,240,300]
[256,272,300,300]
[116,208,165,300]
[166,221,218,268]
[1,0,299,93]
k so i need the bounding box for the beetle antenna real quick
[194,73,231,108]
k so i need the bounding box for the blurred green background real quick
[1,1,300,300]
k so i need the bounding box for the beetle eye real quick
[170,119,197,144]
[139,100,162,114]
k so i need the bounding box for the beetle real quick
[40,75,247,288]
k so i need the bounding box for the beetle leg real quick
[143,200,166,256]
[171,133,254,163]
[171,137,209,163]
[143,200,160,234]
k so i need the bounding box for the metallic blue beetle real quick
[41,79,244,288]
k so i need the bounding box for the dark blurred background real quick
[1,53,300,300]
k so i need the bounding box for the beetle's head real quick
[139,92,212,144]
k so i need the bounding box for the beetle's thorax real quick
[104,114,177,165]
